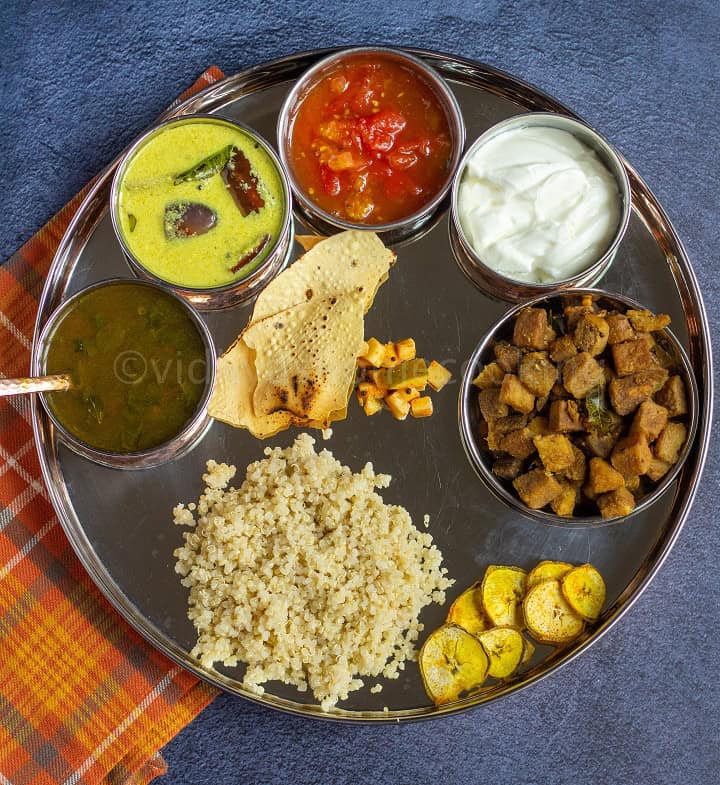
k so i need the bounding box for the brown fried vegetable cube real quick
[519,352,557,397]
[559,444,587,483]
[472,361,505,389]
[654,421,687,464]
[611,338,659,376]
[494,341,521,373]
[499,374,535,414]
[478,388,510,421]
[486,414,527,450]
[533,433,575,472]
[606,312,636,345]
[551,480,578,516]
[583,430,618,459]
[587,457,625,495]
[549,334,578,363]
[630,400,669,442]
[513,469,562,509]
[513,308,555,350]
[574,313,610,356]
[626,309,671,332]
[609,369,668,415]
[624,475,641,492]
[646,457,672,482]
[654,375,688,417]
[492,455,525,481]
[564,303,594,329]
[548,399,583,432]
[597,487,636,519]
[611,434,653,476]
[527,415,549,436]
[562,352,606,398]
[499,427,536,459]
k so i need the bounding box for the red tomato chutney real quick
[288,55,454,225]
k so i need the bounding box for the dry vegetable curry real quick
[473,295,689,518]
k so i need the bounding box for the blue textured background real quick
[2,1,718,784]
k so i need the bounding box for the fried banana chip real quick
[419,624,489,705]
[561,564,606,622]
[446,582,487,635]
[481,565,527,628]
[523,579,584,645]
[478,627,525,679]
[526,560,573,591]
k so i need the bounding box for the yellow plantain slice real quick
[520,636,536,665]
[561,564,606,622]
[526,560,574,591]
[419,624,489,705]
[446,582,487,635]
[478,627,525,679]
[481,565,527,628]
[523,579,585,645]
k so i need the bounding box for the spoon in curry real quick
[0,374,72,396]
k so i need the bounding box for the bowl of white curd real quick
[450,113,631,302]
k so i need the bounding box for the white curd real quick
[457,125,621,283]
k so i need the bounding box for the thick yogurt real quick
[457,126,620,283]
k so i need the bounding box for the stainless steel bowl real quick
[37,278,216,470]
[277,46,466,245]
[450,113,631,303]
[458,289,699,527]
[110,115,293,311]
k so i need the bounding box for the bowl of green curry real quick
[111,115,293,310]
[36,279,216,469]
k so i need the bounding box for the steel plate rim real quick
[30,47,714,723]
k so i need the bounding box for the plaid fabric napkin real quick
[0,67,225,785]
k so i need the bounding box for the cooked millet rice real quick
[173,433,453,711]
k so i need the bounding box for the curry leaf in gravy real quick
[585,385,614,434]
[173,144,234,185]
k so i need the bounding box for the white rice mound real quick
[173,433,453,711]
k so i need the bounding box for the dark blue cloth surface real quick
[2,1,718,784]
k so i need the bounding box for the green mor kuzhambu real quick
[115,119,285,289]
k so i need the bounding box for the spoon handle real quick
[0,374,72,397]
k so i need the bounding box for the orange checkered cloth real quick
[0,68,225,785]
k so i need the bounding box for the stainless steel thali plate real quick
[30,49,713,721]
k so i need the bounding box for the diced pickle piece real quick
[380,358,428,390]
[419,624,489,705]
[427,360,452,391]
[561,564,606,621]
[478,627,525,679]
[362,337,386,367]
[394,338,416,362]
[410,396,433,418]
[385,391,411,420]
[481,566,527,628]
[523,579,584,644]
